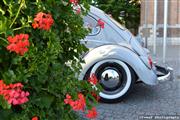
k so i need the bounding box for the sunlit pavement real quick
[95,45,180,120]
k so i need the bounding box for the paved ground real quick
[94,45,180,120]
[96,80,180,120]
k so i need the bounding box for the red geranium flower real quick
[97,19,105,29]
[91,92,100,102]
[64,93,98,119]
[32,12,54,31]
[0,80,30,105]
[72,93,86,111]
[32,23,39,29]
[64,93,86,112]
[0,80,6,95]
[88,74,98,85]
[69,0,78,5]
[6,34,30,55]
[64,94,73,104]
[76,7,81,14]
[85,107,98,119]
[32,116,38,120]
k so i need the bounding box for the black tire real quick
[86,59,136,103]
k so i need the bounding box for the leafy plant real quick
[93,0,140,35]
[0,0,100,119]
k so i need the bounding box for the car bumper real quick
[156,65,173,82]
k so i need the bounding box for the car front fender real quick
[79,45,158,85]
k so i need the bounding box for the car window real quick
[83,15,100,36]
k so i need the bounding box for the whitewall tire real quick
[89,59,136,102]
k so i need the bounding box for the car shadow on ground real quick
[94,80,180,120]
[100,79,179,104]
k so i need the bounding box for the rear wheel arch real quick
[83,59,138,103]
[84,59,138,81]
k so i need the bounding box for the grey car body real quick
[79,6,171,102]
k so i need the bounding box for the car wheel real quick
[89,59,136,103]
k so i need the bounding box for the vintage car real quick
[79,6,172,103]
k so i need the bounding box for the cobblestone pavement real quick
[94,45,180,120]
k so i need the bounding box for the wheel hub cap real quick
[100,68,121,89]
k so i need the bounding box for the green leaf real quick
[33,94,54,109]
[61,0,68,6]
[12,56,22,65]
[0,16,8,34]
[0,8,5,15]
[2,0,8,5]
[0,96,11,109]
[2,70,16,84]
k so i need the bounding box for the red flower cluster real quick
[88,73,98,85]
[91,92,100,102]
[70,0,81,14]
[32,12,54,31]
[0,80,29,105]
[64,93,98,119]
[86,107,98,119]
[73,5,81,14]
[97,19,105,29]
[32,116,38,120]
[76,7,81,14]
[69,0,78,5]
[6,34,30,56]
[64,93,86,111]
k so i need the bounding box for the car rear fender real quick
[79,45,158,85]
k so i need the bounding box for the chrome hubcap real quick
[100,68,121,89]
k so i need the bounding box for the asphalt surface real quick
[93,45,180,120]
[96,80,180,120]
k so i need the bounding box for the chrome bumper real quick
[156,65,173,82]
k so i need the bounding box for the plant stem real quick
[13,25,30,31]
[9,0,24,28]
[0,37,8,44]
[41,88,62,99]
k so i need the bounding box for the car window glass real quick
[83,15,100,36]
